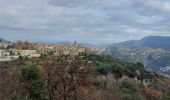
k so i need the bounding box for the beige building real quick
[12,49,40,58]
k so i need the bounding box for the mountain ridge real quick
[116,36,170,51]
[0,37,10,43]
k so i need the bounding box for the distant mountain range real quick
[0,37,10,43]
[116,36,170,51]
[101,36,170,77]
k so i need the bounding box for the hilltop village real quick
[0,41,99,61]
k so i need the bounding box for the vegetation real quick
[13,40,37,50]
[0,51,170,100]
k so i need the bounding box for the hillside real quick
[117,36,170,51]
[0,51,170,100]
[101,36,170,77]
[102,46,170,72]
[0,37,10,43]
[0,37,11,48]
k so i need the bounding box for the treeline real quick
[13,41,37,50]
[0,53,170,100]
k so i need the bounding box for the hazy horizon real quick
[1,35,170,45]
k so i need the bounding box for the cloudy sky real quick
[0,0,170,44]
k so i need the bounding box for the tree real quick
[42,55,91,100]
[113,64,124,80]
[57,57,90,100]
[14,40,34,50]
[21,65,44,100]
[41,58,59,100]
[0,63,20,100]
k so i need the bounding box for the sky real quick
[0,0,170,44]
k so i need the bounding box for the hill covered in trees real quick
[1,50,170,100]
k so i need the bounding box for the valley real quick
[101,36,170,77]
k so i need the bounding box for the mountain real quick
[101,36,170,77]
[117,36,170,51]
[0,37,10,43]
[102,46,170,70]
[0,37,11,48]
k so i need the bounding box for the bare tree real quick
[42,55,91,100]
[42,58,58,100]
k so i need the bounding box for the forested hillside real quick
[0,51,170,100]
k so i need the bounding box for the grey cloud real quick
[0,0,170,44]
